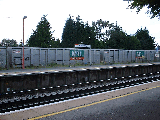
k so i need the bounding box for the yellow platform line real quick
[28,86,160,120]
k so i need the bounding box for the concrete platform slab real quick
[1,62,160,76]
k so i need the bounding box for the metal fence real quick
[0,47,6,68]
[0,47,159,69]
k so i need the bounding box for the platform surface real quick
[0,62,158,76]
[38,84,160,120]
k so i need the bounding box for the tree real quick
[125,35,141,50]
[74,15,85,44]
[82,22,98,48]
[92,19,114,41]
[62,15,98,48]
[106,24,127,49]
[128,0,160,18]
[28,15,53,48]
[135,27,155,50]
[61,16,76,48]
[0,39,18,47]
[51,38,61,48]
[105,22,144,50]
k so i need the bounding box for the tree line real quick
[27,15,155,50]
[0,15,156,50]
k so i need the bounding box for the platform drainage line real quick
[28,86,160,120]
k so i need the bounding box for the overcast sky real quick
[0,0,160,45]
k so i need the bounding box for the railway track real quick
[0,72,160,114]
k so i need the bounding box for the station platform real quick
[0,62,158,76]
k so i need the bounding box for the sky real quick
[0,0,160,45]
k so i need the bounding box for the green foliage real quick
[92,19,114,41]
[75,15,85,45]
[125,35,141,50]
[51,38,61,48]
[83,22,97,48]
[135,27,155,50]
[106,25,126,49]
[106,24,142,50]
[27,14,155,50]
[0,39,18,47]
[128,0,160,18]
[61,15,98,48]
[62,16,155,50]
[28,15,54,48]
[61,16,76,48]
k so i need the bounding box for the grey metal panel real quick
[131,50,136,62]
[56,61,63,65]
[119,50,123,63]
[151,50,155,61]
[100,49,104,62]
[109,50,114,63]
[149,50,153,61]
[123,50,128,63]
[12,48,22,68]
[91,50,94,63]
[63,49,70,61]
[48,49,56,64]
[94,50,100,64]
[75,59,83,65]
[56,49,63,61]
[63,60,70,65]
[144,51,147,62]
[30,48,34,65]
[146,50,154,61]
[91,49,95,63]
[146,51,149,61]
[14,58,21,64]
[63,61,70,65]
[7,47,12,66]
[157,51,160,62]
[40,49,48,66]
[31,48,40,66]
[103,50,109,63]
[91,49,100,64]
[12,48,22,58]
[114,50,119,63]
[127,50,131,62]
[69,60,74,65]
[124,50,127,63]
[0,47,6,68]
[83,49,89,64]
[24,48,30,66]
